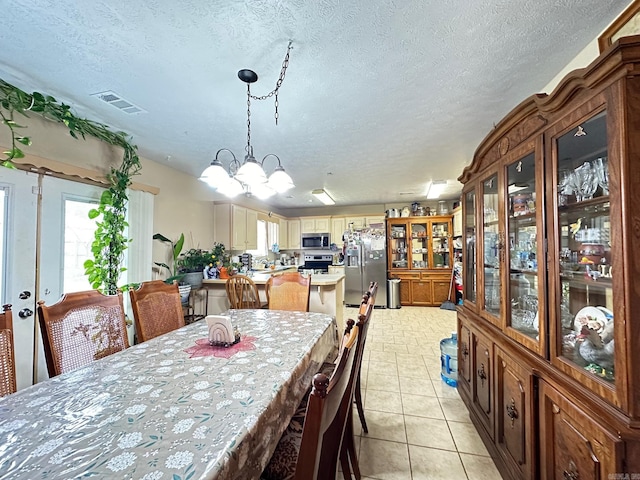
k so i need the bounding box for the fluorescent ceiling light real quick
[426,180,447,199]
[312,188,335,205]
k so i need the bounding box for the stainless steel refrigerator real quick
[344,225,387,307]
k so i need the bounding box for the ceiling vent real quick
[90,90,146,114]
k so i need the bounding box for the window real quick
[0,188,6,301]
[247,220,279,257]
[63,198,99,293]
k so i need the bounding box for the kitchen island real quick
[202,272,346,332]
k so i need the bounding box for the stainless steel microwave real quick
[301,232,331,250]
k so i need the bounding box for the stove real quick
[298,254,333,273]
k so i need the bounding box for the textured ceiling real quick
[0,0,632,208]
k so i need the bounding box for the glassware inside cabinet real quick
[389,223,408,269]
[506,152,539,339]
[465,190,476,304]
[431,220,450,268]
[482,174,500,317]
[410,221,428,269]
[556,111,614,383]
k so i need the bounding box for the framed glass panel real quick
[410,221,429,269]
[388,221,408,269]
[464,190,476,304]
[430,220,450,268]
[483,174,500,317]
[556,111,614,383]
[506,153,539,339]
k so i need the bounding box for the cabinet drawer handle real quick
[563,460,579,480]
[477,363,487,386]
[506,398,518,427]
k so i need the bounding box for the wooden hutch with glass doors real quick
[387,215,453,306]
[457,36,640,480]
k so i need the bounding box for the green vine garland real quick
[0,78,141,294]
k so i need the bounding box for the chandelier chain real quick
[249,41,293,125]
[246,84,252,155]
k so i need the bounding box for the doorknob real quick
[19,290,31,300]
[19,308,33,318]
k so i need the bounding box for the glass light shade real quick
[217,177,244,197]
[251,183,276,199]
[199,162,228,188]
[267,167,295,193]
[235,157,267,186]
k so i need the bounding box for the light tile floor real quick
[344,305,503,480]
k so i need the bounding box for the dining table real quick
[0,309,337,479]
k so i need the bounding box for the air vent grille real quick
[90,90,146,114]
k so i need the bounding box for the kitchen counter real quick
[249,265,298,274]
[202,273,346,332]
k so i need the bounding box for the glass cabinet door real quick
[506,152,540,340]
[555,111,614,384]
[388,221,408,270]
[430,220,450,268]
[464,190,477,305]
[482,174,501,318]
[410,220,429,269]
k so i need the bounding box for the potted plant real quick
[219,252,242,279]
[153,232,190,303]
[177,248,214,288]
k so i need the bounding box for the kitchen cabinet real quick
[214,204,258,251]
[345,215,385,230]
[288,219,301,249]
[452,205,462,237]
[300,216,330,233]
[457,37,640,479]
[386,215,453,306]
[278,218,289,250]
[331,217,346,246]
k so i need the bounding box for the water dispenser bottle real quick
[440,332,458,387]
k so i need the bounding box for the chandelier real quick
[200,42,295,200]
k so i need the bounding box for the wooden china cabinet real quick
[457,36,640,480]
[386,215,453,306]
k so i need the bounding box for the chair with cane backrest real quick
[225,275,266,309]
[265,272,311,312]
[37,290,129,377]
[262,322,360,480]
[0,304,17,397]
[129,280,185,343]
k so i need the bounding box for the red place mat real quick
[184,336,257,359]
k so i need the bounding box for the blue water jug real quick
[440,332,458,387]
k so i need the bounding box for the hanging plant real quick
[0,78,141,294]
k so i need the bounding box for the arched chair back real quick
[266,272,311,312]
[225,275,264,309]
[0,304,16,397]
[129,280,185,343]
[37,290,129,377]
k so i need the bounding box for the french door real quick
[0,167,103,388]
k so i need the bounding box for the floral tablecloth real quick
[0,309,337,480]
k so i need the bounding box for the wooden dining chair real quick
[353,281,378,434]
[37,290,130,377]
[262,322,361,480]
[265,272,311,312]
[225,275,266,309]
[0,304,17,397]
[129,280,185,343]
